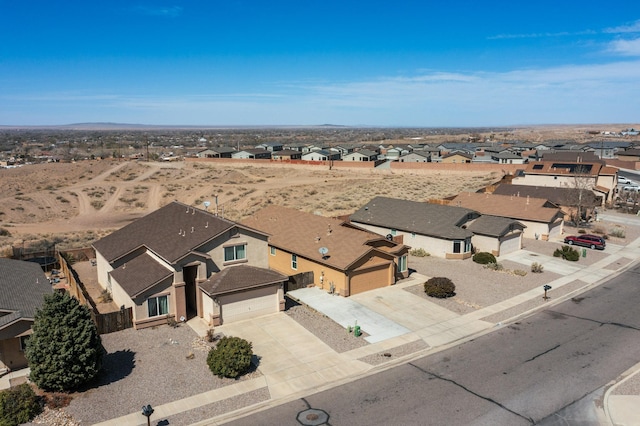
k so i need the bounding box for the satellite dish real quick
[386,234,393,241]
[203,201,211,210]
[319,247,329,256]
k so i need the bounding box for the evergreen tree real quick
[25,291,104,392]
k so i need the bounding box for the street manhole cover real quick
[297,408,329,425]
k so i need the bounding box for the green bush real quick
[25,292,104,392]
[553,245,580,261]
[207,336,253,378]
[609,227,626,238]
[0,384,42,426]
[424,277,456,298]
[472,252,497,265]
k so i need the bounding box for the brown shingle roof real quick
[449,192,562,223]
[109,252,173,297]
[93,201,265,264]
[241,206,400,271]
[523,161,602,176]
[492,184,601,207]
[199,265,287,296]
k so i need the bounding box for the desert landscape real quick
[0,158,499,254]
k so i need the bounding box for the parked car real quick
[618,176,632,185]
[623,185,640,192]
[563,234,606,250]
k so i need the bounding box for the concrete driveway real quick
[217,313,369,399]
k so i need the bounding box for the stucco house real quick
[491,184,601,223]
[512,161,617,205]
[231,149,272,159]
[342,150,379,162]
[301,150,341,162]
[0,258,53,373]
[92,201,287,328]
[441,151,474,163]
[271,149,303,160]
[196,147,236,158]
[349,196,481,259]
[449,192,564,240]
[241,206,410,296]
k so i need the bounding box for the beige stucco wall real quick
[352,222,469,259]
[0,337,27,371]
[472,234,500,255]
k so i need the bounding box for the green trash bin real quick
[354,325,361,337]
[582,248,587,258]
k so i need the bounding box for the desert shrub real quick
[577,228,586,234]
[472,252,496,265]
[207,336,253,378]
[609,227,626,238]
[0,384,42,426]
[409,248,430,257]
[531,262,544,273]
[553,245,580,261]
[484,262,504,271]
[45,392,72,409]
[513,269,527,276]
[0,228,11,237]
[99,289,113,303]
[424,277,456,299]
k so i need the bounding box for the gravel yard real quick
[405,254,562,315]
[58,324,262,425]
[285,297,369,353]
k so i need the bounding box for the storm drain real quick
[297,408,329,425]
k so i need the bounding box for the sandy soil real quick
[0,159,498,251]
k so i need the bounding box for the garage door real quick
[350,264,392,295]
[219,286,279,324]
[499,233,521,256]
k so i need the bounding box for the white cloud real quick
[607,37,640,56]
[604,19,640,34]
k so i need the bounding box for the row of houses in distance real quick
[195,139,640,165]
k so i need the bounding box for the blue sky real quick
[2,1,640,126]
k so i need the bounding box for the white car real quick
[623,185,640,192]
[618,177,632,185]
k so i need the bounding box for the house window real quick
[19,335,30,352]
[465,239,472,252]
[411,232,416,238]
[399,255,408,273]
[291,254,298,270]
[270,246,276,256]
[453,241,461,253]
[224,244,246,262]
[148,295,169,317]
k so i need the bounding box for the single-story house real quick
[93,201,287,328]
[241,205,410,296]
[301,150,341,162]
[448,192,564,240]
[0,258,53,373]
[399,152,430,162]
[441,151,474,163]
[256,142,284,152]
[196,147,236,158]
[342,150,378,162]
[271,149,303,160]
[349,196,481,259]
[232,149,272,159]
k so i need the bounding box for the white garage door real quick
[219,286,279,324]
[499,233,522,255]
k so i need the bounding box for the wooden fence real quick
[58,251,133,334]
